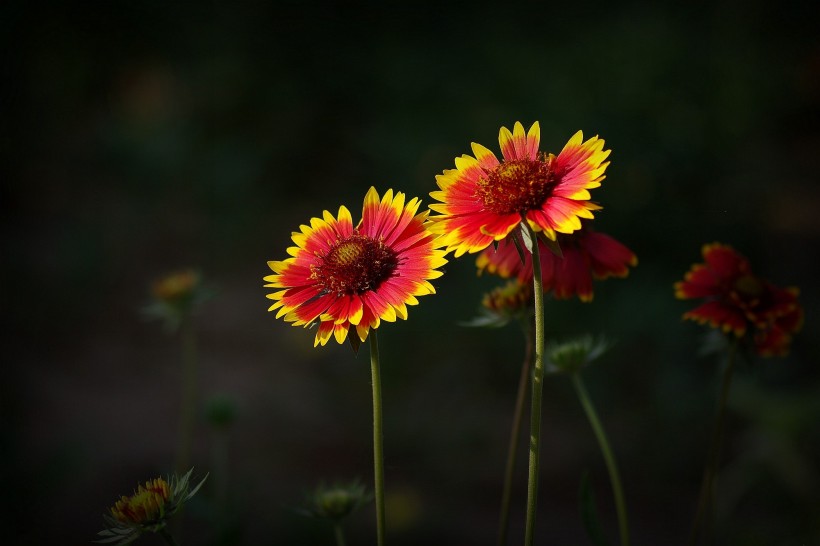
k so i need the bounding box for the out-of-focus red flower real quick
[476,227,637,302]
[675,243,803,356]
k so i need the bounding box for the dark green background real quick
[3,1,819,544]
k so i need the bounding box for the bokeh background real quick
[3,1,819,544]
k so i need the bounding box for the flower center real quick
[475,158,554,215]
[734,274,763,298]
[312,234,398,295]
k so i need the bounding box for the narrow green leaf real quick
[458,312,512,329]
[511,231,528,265]
[186,473,209,501]
[518,223,535,254]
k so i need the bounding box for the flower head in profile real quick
[476,227,637,302]
[152,270,200,303]
[546,335,612,375]
[462,280,534,329]
[483,280,533,318]
[675,243,803,356]
[264,187,447,347]
[97,469,207,545]
[429,122,610,257]
[297,479,373,522]
[143,269,211,332]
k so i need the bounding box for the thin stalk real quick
[524,223,547,546]
[497,319,534,546]
[688,341,738,546]
[176,318,198,474]
[369,330,386,546]
[572,373,631,546]
[334,523,347,546]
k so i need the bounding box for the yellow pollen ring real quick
[331,240,365,266]
[734,274,762,296]
[495,161,529,181]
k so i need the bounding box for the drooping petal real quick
[581,231,638,279]
[683,300,747,336]
[675,264,722,299]
[552,246,594,301]
[702,243,750,280]
[476,228,635,302]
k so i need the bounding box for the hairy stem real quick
[370,331,386,546]
[497,320,534,546]
[524,223,547,546]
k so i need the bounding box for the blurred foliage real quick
[2,0,819,544]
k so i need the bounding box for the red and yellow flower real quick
[110,477,171,525]
[152,270,200,303]
[482,279,533,317]
[675,243,803,356]
[476,228,637,302]
[429,121,609,257]
[99,469,207,544]
[265,187,447,346]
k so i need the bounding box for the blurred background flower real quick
[97,469,206,545]
[144,269,211,332]
[675,242,803,357]
[296,479,372,522]
[3,1,819,544]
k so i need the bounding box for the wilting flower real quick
[476,227,637,302]
[675,243,803,356]
[297,480,373,522]
[428,121,609,257]
[97,469,207,545]
[546,335,612,374]
[264,187,447,347]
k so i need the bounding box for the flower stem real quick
[159,528,181,546]
[334,523,347,546]
[572,373,631,546]
[497,319,534,546]
[688,341,738,546]
[369,330,386,546]
[524,223,547,546]
[176,318,198,475]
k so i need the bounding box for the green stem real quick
[159,527,181,546]
[334,523,347,546]
[524,223,547,546]
[497,319,534,546]
[176,318,197,475]
[572,373,631,546]
[688,341,738,546]
[370,330,386,546]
